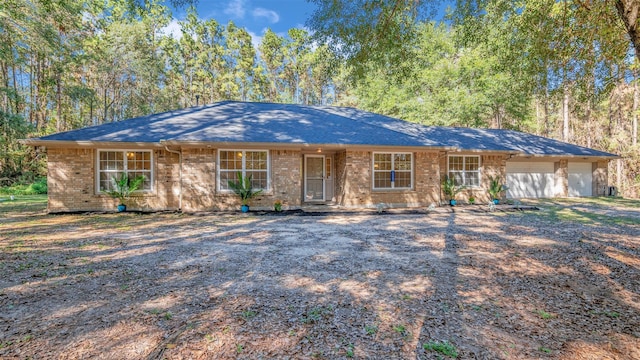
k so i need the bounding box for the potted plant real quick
[468,195,476,205]
[105,173,145,212]
[274,200,282,212]
[228,172,263,212]
[442,175,465,206]
[488,176,509,204]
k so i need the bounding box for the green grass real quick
[522,198,640,226]
[536,309,555,320]
[0,194,47,213]
[423,340,458,358]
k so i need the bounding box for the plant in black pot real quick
[442,175,465,206]
[228,172,263,213]
[488,176,509,204]
[106,173,145,212]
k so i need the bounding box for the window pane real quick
[465,157,479,171]
[450,171,464,186]
[220,171,235,190]
[129,171,151,190]
[247,170,267,189]
[466,172,479,187]
[374,153,391,171]
[449,156,463,171]
[374,171,391,188]
[394,153,412,171]
[246,151,267,170]
[395,171,411,188]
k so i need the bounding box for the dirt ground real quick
[1,198,639,359]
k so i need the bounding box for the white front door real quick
[305,155,325,202]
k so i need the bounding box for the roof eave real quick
[159,140,458,151]
[19,139,164,148]
[511,153,619,159]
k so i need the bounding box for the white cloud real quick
[248,29,264,50]
[160,18,182,40]
[252,7,279,24]
[224,0,246,19]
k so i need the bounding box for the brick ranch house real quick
[22,101,617,213]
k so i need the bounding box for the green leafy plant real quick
[468,195,475,204]
[365,324,378,335]
[274,199,282,212]
[423,340,458,358]
[536,309,554,320]
[227,172,263,206]
[105,173,145,206]
[538,346,551,354]
[488,175,509,201]
[442,175,465,202]
[345,342,354,357]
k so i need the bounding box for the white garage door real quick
[568,162,593,197]
[506,162,555,199]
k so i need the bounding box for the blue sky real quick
[166,0,317,45]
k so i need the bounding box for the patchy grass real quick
[423,340,458,358]
[522,197,640,226]
[0,194,47,213]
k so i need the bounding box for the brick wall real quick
[47,146,607,213]
[478,155,508,202]
[181,148,216,211]
[180,149,303,211]
[334,151,347,205]
[593,160,609,196]
[47,148,179,212]
[270,150,302,209]
[48,148,97,212]
[555,160,568,197]
[339,150,441,208]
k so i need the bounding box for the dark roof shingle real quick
[31,101,616,157]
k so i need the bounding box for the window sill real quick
[372,188,415,193]
[95,192,156,198]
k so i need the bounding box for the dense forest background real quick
[1,0,639,197]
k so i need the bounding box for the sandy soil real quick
[1,204,639,359]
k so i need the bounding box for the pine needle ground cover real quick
[1,199,638,358]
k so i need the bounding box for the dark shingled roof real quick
[31,101,616,157]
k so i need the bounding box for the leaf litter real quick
[0,205,638,359]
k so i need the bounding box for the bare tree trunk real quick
[633,70,638,147]
[586,96,592,148]
[563,83,570,142]
[56,71,62,132]
[616,158,623,194]
[616,0,640,62]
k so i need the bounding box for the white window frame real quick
[96,149,154,194]
[217,149,270,192]
[448,155,481,188]
[372,152,414,190]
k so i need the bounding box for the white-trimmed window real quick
[219,150,269,191]
[97,150,153,192]
[373,152,413,189]
[448,155,480,187]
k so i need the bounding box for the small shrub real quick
[27,177,47,194]
[0,177,47,195]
